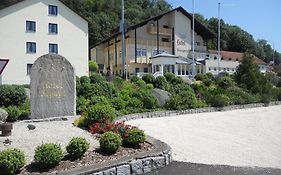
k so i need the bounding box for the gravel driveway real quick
[0,117,98,163]
[127,105,281,169]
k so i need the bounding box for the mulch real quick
[19,142,154,175]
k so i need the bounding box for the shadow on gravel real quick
[145,161,281,175]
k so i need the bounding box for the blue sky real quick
[167,0,281,52]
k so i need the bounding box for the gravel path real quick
[127,105,281,169]
[0,117,98,164]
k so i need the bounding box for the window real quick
[232,68,235,71]
[48,5,58,15]
[135,68,140,73]
[152,49,165,56]
[161,38,169,42]
[26,21,36,32]
[136,48,147,57]
[49,43,58,54]
[27,64,33,75]
[227,68,230,71]
[209,67,211,71]
[163,25,169,29]
[214,68,217,71]
[26,42,36,53]
[195,42,200,46]
[223,68,226,71]
[144,67,148,73]
[214,56,217,60]
[49,23,58,34]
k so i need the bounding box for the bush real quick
[136,79,146,87]
[164,72,176,83]
[99,131,122,154]
[76,96,90,115]
[165,90,197,110]
[18,99,30,120]
[217,76,235,89]
[154,76,168,90]
[0,148,25,175]
[208,94,230,107]
[0,85,26,107]
[171,83,194,94]
[85,104,116,125]
[205,72,215,80]
[66,137,90,159]
[79,76,91,85]
[90,96,111,106]
[89,60,98,73]
[34,143,63,169]
[142,74,155,84]
[123,128,146,148]
[202,78,212,87]
[5,106,21,122]
[132,89,158,109]
[93,82,117,98]
[194,73,206,81]
[90,73,105,84]
[130,75,141,83]
[73,115,88,127]
[112,76,124,90]
[111,96,126,110]
[146,83,154,89]
[126,97,143,109]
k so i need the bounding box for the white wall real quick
[0,0,88,84]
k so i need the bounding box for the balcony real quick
[126,38,171,48]
[147,25,172,36]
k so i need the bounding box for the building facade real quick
[0,0,89,84]
[90,7,215,77]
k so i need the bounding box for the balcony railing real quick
[147,25,172,36]
[126,38,171,48]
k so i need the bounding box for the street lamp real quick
[192,0,196,79]
[121,0,127,80]
[217,2,221,75]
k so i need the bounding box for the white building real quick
[90,7,215,78]
[0,0,89,84]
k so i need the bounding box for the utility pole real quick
[217,2,221,75]
[192,0,196,79]
[121,0,127,80]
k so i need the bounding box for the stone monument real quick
[30,54,75,119]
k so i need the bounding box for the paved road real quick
[127,105,281,169]
[145,161,281,175]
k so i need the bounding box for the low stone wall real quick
[59,136,172,175]
[115,101,281,122]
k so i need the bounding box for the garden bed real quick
[19,142,154,175]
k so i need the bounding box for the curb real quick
[58,136,172,175]
[115,101,281,122]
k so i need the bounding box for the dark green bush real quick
[85,104,116,125]
[227,87,256,105]
[112,76,124,90]
[165,90,197,110]
[0,85,26,107]
[207,94,230,107]
[111,96,126,110]
[194,73,206,81]
[164,72,176,83]
[123,128,146,148]
[217,76,235,89]
[205,72,215,80]
[142,74,155,84]
[154,76,168,90]
[202,78,212,87]
[132,89,158,109]
[93,82,117,98]
[90,73,105,84]
[79,76,91,85]
[171,76,184,85]
[76,96,90,114]
[171,83,194,94]
[136,79,146,87]
[126,97,143,109]
[34,143,64,169]
[5,106,21,122]
[99,131,122,154]
[18,99,31,120]
[90,96,111,106]
[130,75,141,83]
[66,137,90,159]
[0,148,25,175]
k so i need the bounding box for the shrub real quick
[90,96,111,106]
[171,83,194,94]
[5,106,21,122]
[165,90,197,110]
[217,76,235,89]
[93,82,117,98]
[123,128,145,148]
[99,131,122,154]
[34,143,63,169]
[207,94,230,107]
[171,76,184,85]
[79,76,91,85]
[112,76,124,90]
[66,137,90,159]
[164,72,176,83]
[132,89,158,109]
[73,115,88,127]
[146,83,154,89]
[194,73,206,81]
[89,60,98,73]
[202,78,212,87]
[111,96,126,110]
[130,75,141,83]
[126,97,143,109]
[0,148,25,175]
[136,79,146,87]
[205,72,215,80]
[76,96,90,115]
[142,74,155,84]
[90,73,105,84]
[154,76,168,90]
[18,99,31,120]
[85,104,116,125]
[0,85,26,107]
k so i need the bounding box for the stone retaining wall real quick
[59,136,172,175]
[115,101,281,122]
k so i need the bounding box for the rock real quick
[130,160,143,174]
[152,156,165,169]
[0,108,8,123]
[30,54,75,119]
[151,88,171,107]
[103,167,116,175]
[27,124,36,130]
[116,165,130,175]
[142,158,152,173]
